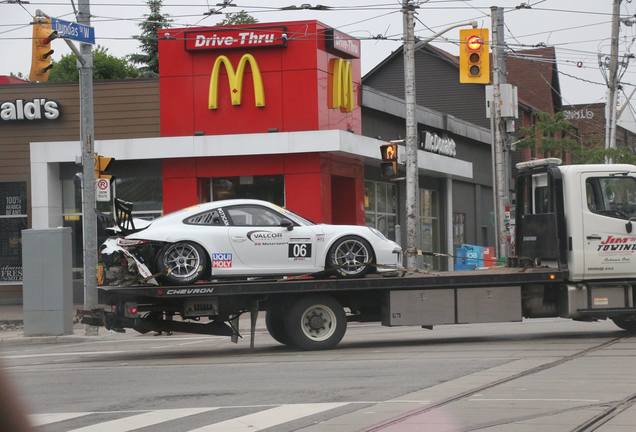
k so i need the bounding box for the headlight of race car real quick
[369,227,388,241]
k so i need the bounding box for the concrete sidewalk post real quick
[21,228,73,336]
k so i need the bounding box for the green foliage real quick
[517,111,636,164]
[48,46,139,82]
[129,0,172,76]
[216,10,258,26]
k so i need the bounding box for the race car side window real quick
[224,205,286,226]
[184,209,227,226]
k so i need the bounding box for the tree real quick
[216,10,258,26]
[48,46,139,82]
[129,0,171,76]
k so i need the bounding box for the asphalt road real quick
[2,318,635,432]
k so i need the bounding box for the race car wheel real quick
[327,236,374,278]
[284,295,346,350]
[612,317,636,333]
[156,241,208,285]
[266,307,289,345]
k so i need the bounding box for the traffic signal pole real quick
[77,0,99,335]
[490,6,510,260]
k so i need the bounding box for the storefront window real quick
[364,181,398,241]
[0,182,27,282]
[60,161,163,268]
[210,175,284,206]
[453,212,466,247]
[419,189,439,270]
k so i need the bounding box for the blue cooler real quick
[454,244,484,271]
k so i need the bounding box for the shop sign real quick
[185,26,287,51]
[208,54,265,109]
[420,131,457,158]
[563,108,594,121]
[325,28,360,58]
[0,98,60,121]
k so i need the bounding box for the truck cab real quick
[515,159,636,323]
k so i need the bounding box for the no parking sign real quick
[95,178,111,202]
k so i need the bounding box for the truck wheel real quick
[612,317,636,333]
[327,236,375,278]
[266,307,289,345]
[284,295,346,350]
[156,241,208,285]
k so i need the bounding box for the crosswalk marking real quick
[186,403,348,432]
[66,408,217,432]
[30,412,91,427]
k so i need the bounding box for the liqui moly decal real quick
[185,27,287,51]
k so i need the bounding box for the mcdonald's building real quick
[1,19,495,302]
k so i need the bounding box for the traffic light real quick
[459,28,490,84]
[29,18,57,82]
[94,155,113,180]
[380,142,398,178]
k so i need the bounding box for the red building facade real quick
[158,21,364,223]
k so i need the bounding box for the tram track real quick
[365,333,634,432]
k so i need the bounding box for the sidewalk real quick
[0,304,268,347]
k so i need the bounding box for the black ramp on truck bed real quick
[98,267,567,301]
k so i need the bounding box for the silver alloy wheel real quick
[163,243,201,279]
[333,238,370,275]
[300,304,337,342]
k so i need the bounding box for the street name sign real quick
[51,18,95,45]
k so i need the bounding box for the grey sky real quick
[0,1,628,107]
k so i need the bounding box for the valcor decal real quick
[596,235,636,253]
[162,288,216,296]
[247,230,283,242]
[212,252,232,268]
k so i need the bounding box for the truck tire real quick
[284,295,346,350]
[612,317,636,333]
[266,307,289,345]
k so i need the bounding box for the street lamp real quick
[402,17,478,271]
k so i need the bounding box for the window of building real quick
[453,212,465,247]
[364,180,398,241]
[419,188,440,270]
[210,176,284,206]
[0,182,27,282]
[59,161,163,269]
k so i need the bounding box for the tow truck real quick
[81,159,636,350]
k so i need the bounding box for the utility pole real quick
[605,0,622,162]
[77,0,98,335]
[490,6,510,260]
[402,0,418,271]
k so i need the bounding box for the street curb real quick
[0,335,93,347]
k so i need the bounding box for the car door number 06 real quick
[289,243,312,258]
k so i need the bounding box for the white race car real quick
[103,199,402,285]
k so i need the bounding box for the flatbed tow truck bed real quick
[97,266,567,302]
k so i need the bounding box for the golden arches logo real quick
[330,58,355,113]
[208,54,265,110]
